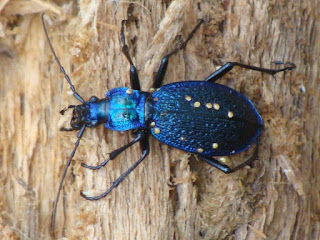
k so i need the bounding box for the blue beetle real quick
[42,15,295,233]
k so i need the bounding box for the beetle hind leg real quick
[204,61,296,83]
[201,141,260,173]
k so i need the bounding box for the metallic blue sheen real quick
[105,87,149,131]
[88,101,107,126]
[149,81,263,157]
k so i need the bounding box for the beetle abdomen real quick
[149,81,263,156]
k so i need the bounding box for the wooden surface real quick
[0,0,319,239]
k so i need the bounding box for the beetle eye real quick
[89,96,99,102]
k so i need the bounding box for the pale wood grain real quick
[0,0,319,239]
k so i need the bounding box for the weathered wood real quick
[0,0,319,239]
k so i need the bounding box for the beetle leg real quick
[204,62,296,83]
[200,156,232,173]
[80,131,150,200]
[200,141,259,173]
[60,127,76,132]
[152,20,204,89]
[121,20,141,90]
[201,154,253,174]
[81,133,143,170]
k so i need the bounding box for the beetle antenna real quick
[50,124,86,236]
[41,13,85,103]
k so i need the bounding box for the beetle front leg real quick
[121,20,141,90]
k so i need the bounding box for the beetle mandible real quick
[41,15,295,233]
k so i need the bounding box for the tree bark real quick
[0,0,319,239]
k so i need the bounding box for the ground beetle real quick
[41,14,295,233]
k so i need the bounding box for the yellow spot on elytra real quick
[150,122,155,127]
[212,143,218,149]
[126,89,133,94]
[194,101,201,107]
[180,136,186,141]
[149,88,155,93]
[205,103,213,109]
[197,148,204,153]
[185,96,192,101]
[219,157,227,163]
[228,111,234,118]
[213,103,220,110]
[154,128,160,134]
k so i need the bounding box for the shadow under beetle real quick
[41,14,295,233]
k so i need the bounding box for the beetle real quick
[41,15,295,233]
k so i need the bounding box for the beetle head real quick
[60,96,103,131]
